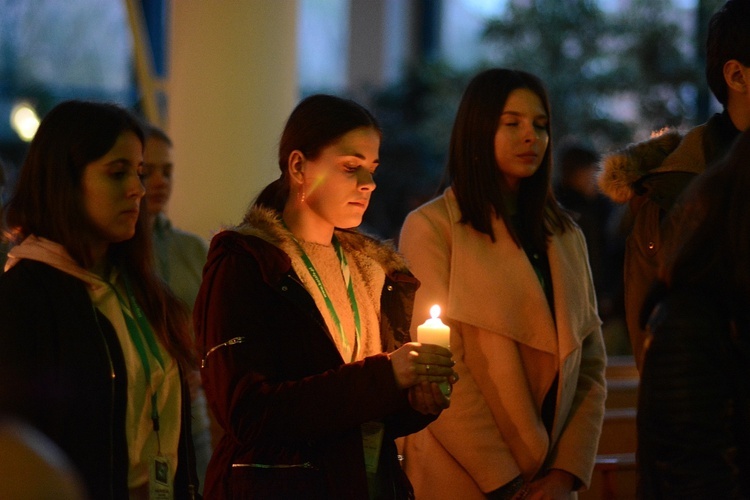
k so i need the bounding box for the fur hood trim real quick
[597,129,683,203]
[230,206,411,275]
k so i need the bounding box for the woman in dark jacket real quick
[194,94,457,499]
[638,128,750,498]
[0,100,199,499]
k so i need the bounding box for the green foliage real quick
[482,0,701,150]
[364,61,471,239]
[362,0,722,238]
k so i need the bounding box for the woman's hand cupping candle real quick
[417,305,451,398]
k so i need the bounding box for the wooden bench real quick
[604,355,639,409]
[588,453,637,500]
[580,356,639,499]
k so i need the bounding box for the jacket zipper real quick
[91,304,116,500]
[201,336,246,368]
[179,364,198,500]
[199,274,309,369]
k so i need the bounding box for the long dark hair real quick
[662,128,750,315]
[5,100,194,367]
[447,68,572,250]
[254,94,381,212]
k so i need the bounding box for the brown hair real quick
[5,100,194,367]
[705,0,750,107]
[254,94,381,212]
[447,68,572,249]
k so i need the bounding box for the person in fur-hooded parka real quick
[597,0,750,370]
[596,117,737,370]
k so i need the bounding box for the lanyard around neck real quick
[289,232,362,362]
[108,273,165,434]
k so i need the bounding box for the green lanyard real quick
[109,273,166,436]
[290,234,362,362]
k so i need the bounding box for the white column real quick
[167,1,298,240]
[347,0,387,91]
[347,0,416,94]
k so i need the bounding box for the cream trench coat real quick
[399,189,606,499]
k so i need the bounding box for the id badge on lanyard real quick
[111,274,172,499]
[149,454,173,499]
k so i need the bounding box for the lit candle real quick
[417,305,451,399]
[417,305,450,347]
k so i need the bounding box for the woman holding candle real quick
[194,94,456,499]
[399,69,606,499]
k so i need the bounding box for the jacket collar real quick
[442,189,595,359]
[597,111,738,204]
[232,205,414,278]
[597,128,685,203]
[6,235,111,292]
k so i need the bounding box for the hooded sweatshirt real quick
[6,235,182,496]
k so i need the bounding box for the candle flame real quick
[430,304,441,319]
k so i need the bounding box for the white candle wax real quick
[416,305,452,399]
[417,305,450,347]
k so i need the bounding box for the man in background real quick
[598,0,750,370]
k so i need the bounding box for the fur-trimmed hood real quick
[597,125,708,203]
[229,205,412,277]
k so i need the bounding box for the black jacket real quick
[638,285,750,498]
[0,260,199,499]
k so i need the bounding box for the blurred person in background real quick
[0,418,87,500]
[1,159,7,271]
[141,123,212,491]
[555,142,627,354]
[598,0,750,370]
[638,128,750,498]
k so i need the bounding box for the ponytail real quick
[254,94,380,215]
[254,177,288,213]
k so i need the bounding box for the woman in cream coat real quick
[399,69,607,499]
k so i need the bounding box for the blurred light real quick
[10,102,40,142]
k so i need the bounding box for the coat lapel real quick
[548,229,601,362]
[444,191,558,356]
